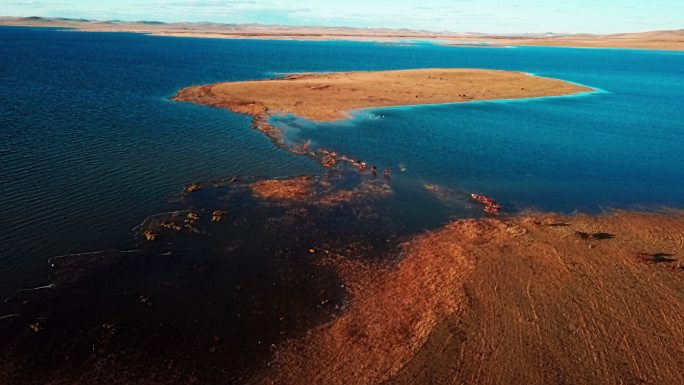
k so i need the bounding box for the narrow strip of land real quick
[2,18,683,50]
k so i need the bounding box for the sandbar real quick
[173,68,592,124]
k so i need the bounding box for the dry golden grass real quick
[173,69,591,122]
[257,211,684,385]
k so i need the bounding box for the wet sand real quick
[172,69,591,132]
[2,17,683,50]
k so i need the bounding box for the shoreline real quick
[2,133,682,385]
[3,169,682,384]
[1,18,682,51]
[339,85,604,122]
[1,53,682,383]
[171,69,592,146]
[254,207,684,385]
[169,68,681,384]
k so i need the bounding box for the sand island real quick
[173,69,591,142]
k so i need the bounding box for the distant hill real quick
[0,16,681,50]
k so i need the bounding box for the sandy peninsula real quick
[176,174,684,385]
[173,68,591,127]
[2,17,682,50]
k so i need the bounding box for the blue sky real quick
[3,0,683,34]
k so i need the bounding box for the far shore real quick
[1,17,683,51]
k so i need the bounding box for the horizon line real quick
[2,15,682,37]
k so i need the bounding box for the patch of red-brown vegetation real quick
[140,210,205,240]
[257,211,684,385]
[249,176,392,207]
[255,219,492,385]
[250,176,314,201]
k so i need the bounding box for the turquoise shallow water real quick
[1,27,684,295]
[273,53,684,213]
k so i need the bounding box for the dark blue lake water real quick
[1,27,683,295]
